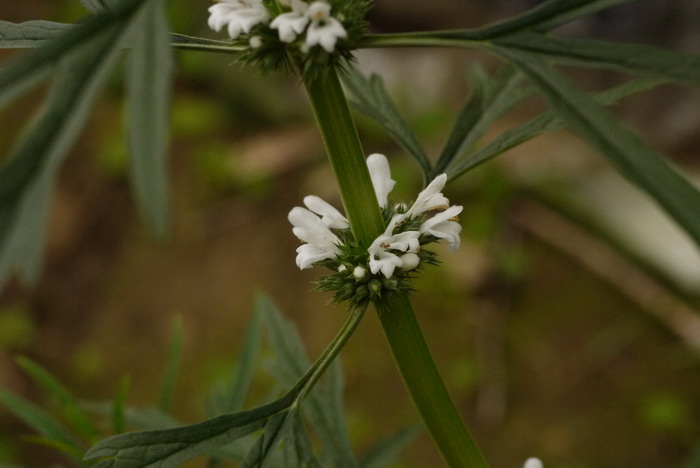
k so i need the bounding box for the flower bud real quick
[353,265,366,279]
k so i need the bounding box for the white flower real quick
[523,458,543,468]
[420,204,463,250]
[399,253,420,271]
[303,195,349,229]
[208,0,270,39]
[366,153,396,208]
[270,0,310,43]
[304,2,347,53]
[405,173,450,218]
[368,215,421,278]
[288,206,342,269]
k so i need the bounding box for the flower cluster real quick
[207,0,368,73]
[289,154,463,308]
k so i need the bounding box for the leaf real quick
[126,0,173,236]
[341,66,431,177]
[260,294,356,466]
[435,0,636,40]
[209,299,265,416]
[0,25,128,288]
[0,390,84,456]
[159,316,182,413]
[499,48,700,247]
[85,399,286,468]
[240,409,321,468]
[446,77,665,179]
[15,356,98,440]
[0,21,71,48]
[494,31,700,86]
[0,0,146,109]
[78,0,117,13]
[359,425,422,468]
[432,64,530,177]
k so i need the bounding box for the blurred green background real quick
[1,1,700,466]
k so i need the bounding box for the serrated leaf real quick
[446,76,665,179]
[15,356,98,440]
[159,316,182,413]
[241,409,321,468]
[0,21,71,48]
[0,25,128,288]
[126,0,172,236]
[342,66,431,177]
[0,390,84,455]
[85,397,290,468]
[500,48,700,246]
[494,31,700,86]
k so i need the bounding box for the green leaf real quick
[126,0,173,236]
[434,0,636,40]
[0,25,127,288]
[159,316,182,413]
[432,64,529,177]
[0,389,84,456]
[209,299,265,415]
[85,399,285,468]
[499,48,700,246]
[0,0,146,108]
[79,0,117,13]
[494,31,700,86]
[359,425,422,468]
[15,356,99,440]
[341,66,432,177]
[240,409,321,468]
[0,21,71,48]
[85,298,366,468]
[446,76,665,179]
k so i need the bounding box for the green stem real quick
[303,68,488,467]
[303,70,385,245]
[377,295,488,467]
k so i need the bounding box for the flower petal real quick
[366,153,395,208]
[420,205,463,250]
[303,195,349,229]
[406,173,449,218]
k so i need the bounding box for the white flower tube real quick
[366,153,396,208]
[304,2,347,53]
[420,204,463,250]
[288,206,342,269]
[208,0,270,39]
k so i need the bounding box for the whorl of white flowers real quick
[288,153,463,307]
[208,0,348,53]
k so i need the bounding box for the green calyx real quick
[314,207,440,309]
[232,0,372,78]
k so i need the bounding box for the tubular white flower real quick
[406,173,450,218]
[269,0,310,43]
[304,2,347,53]
[303,195,349,229]
[399,253,420,271]
[207,0,270,39]
[288,206,342,269]
[420,204,463,250]
[366,153,396,208]
[368,215,421,278]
